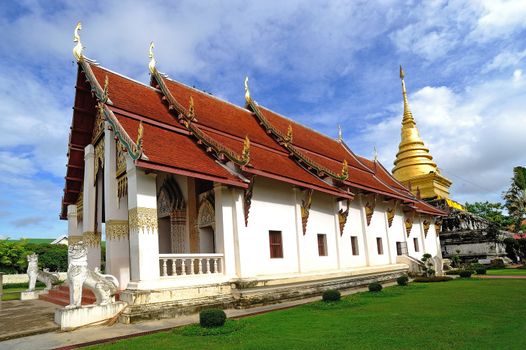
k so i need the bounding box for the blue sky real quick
[0,0,525,239]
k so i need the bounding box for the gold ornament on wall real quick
[301,189,314,235]
[82,231,101,247]
[129,207,158,233]
[338,199,350,236]
[423,219,431,237]
[106,220,129,240]
[404,215,414,237]
[364,195,377,226]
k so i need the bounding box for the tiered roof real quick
[60,29,445,219]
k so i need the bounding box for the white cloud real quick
[470,0,526,42]
[484,49,526,72]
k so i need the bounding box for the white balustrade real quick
[158,254,224,277]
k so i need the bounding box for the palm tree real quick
[503,166,526,232]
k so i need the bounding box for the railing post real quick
[190,259,195,275]
[181,258,186,276]
[198,259,203,275]
[213,258,218,274]
[162,259,168,277]
[171,259,176,276]
[206,258,211,274]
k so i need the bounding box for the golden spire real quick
[148,42,156,74]
[244,76,251,104]
[392,66,451,199]
[73,22,84,62]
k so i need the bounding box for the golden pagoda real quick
[392,66,452,200]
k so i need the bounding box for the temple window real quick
[317,234,327,256]
[413,238,420,252]
[351,236,359,255]
[269,231,283,258]
[376,238,384,255]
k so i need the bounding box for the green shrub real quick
[413,276,453,283]
[396,276,409,286]
[199,309,226,328]
[368,282,383,292]
[322,289,341,302]
[475,268,487,275]
[445,270,461,275]
[459,270,472,278]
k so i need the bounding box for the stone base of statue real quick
[20,290,46,300]
[55,301,127,330]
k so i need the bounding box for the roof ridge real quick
[163,76,254,115]
[92,63,160,92]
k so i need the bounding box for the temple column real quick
[67,205,82,244]
[214,184,237,277]
[82,144,101,269]
[419,216,427,254]
[187,178,199,252]
[383,208,394,264]
[292,187,303,273]
[127,163,160,287]
[231,188,250,278]
[332,200,342,269]
[358,195,371,266]
[104,125,130,290]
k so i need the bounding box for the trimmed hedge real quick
[396,276,409,286]
[413,276,453,283]
[459,270,473,278]
[322,289,341,302]
[368,282,383,292]
[475,268,487,275]
[199,309,226,328]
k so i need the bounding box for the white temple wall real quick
[423,223,439,257]
[339,200,368,268]
[83,144,101,269]
[406,215,423,260]
[299,192,339,273]
[388,208,407,262]
[365,204,390,266]
[240,178,299,277]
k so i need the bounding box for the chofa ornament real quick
[26,253,59,291]
[66,241,119,309]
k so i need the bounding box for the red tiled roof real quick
[61,60,446,218]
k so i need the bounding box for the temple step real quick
[39,285,118,306]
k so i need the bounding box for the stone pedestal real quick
[20,290,46,300]
[54,301,127,330]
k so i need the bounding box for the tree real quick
[464,201,512,230]
[503,166,526,232]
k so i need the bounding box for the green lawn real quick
[486,268,526,276]
[88,279,526,350]
[1,286,45,301]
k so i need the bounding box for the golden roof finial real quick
[337,124,343,142]
[188,96,195,118]
[244,76,251,104]
[341,159,349,179]
[73,22,84,62]
[373,146,378,161]
[286,124,293,143]
[136,121,144,147]
[241,135,250,164]
[148,41,156,74]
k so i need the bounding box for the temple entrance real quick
[157,176,187,254]
[199,226,215,253]
[197,198,215,254]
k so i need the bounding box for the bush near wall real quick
[200,309,227,328]
[368,282,383,292]
[397,276,409,286]
[322,289,341,302]
[413,276,453,283]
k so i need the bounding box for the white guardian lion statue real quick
[66,241,119,309]
[26,253,59,291]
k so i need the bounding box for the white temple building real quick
[59,27,445,322]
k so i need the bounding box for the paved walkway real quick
[0,299,59,342]
[475,275,526,279]
[0,283,390,350]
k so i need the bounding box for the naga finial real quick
[148,42,156,74]
[241,136,250,164]
[73,22,84,62]
[102,75,109,102]
[373,146,378,161]
[337,124,343,142]
[137,121,144,148]
[286,124,293,143]
[188,96,195,119]
[244,76,251,104]
[341,159,349,179]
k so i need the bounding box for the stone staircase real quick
[39,285,98,306]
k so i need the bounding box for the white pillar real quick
[358,195,370,266]
[231,188,252,278]
[67,205,82,243]
[83,144,101,269]
[214,184,237,278]
[333,200,342,269]
[104,124,131,290]
[418,215,427,254]
[293,187,303,273]
[382,206,394,264]
[127,163,160,287]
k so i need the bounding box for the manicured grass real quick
[1,286,45,301]
[486,268,526,276]
[87,279,526,350]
